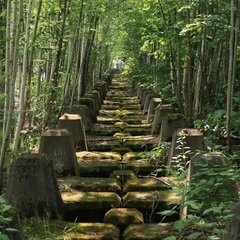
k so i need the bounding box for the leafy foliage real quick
[0,196,18,239]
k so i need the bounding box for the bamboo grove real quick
[0,0,240,190]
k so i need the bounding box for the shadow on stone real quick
[56,113,88,151]
[4,154,64,218]
[39,129,79,177]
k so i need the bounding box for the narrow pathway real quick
[56,74,179,239]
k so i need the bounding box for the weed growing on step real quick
[147,142,171,176]
[171,130,192,172]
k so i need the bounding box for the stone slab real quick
[92,124,121,136]
[77,159,122,177]
[62,191,122,210]
[123,191,179,210]
[76,151,122,161]
[123,223,175,240]
[86,136,122,151]
[58,177,121,193]
[123,178,169,193]
[63,222,120,240]
[123,135,158,151]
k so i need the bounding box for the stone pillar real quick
[56,113,88,151]
[82,94,100,116]
[39,129,79,177]
[167,128,205,169]
[159,113,188,142]
[4,154,64,218]
[151,104,174,135]
[78,98,97,122]
[143,93,159,115]
[147,98,162,123]
[139,89,153,109]
[65,105,92,133]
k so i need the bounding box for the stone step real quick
[92,124,121,136]
[62,191,122,222]
[104,208,144,234]
[123,135,158,151]
[123,191,179,222]
[63,222,120,239]
[86,136,122,152]
[77,158,122,177]
[123,223,175,240]
[58,177,121,193]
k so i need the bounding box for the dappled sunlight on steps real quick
[56,74,180,239]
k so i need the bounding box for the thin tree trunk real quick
[0,0,23,192]
[226,0,238,152]
[193,28,206,118]
[13,0,33,151]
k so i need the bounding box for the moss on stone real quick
[62,191,122,209]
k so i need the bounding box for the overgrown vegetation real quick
[0,196,18,240]
[150,131,240,240]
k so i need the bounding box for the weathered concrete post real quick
[146,98,162,123]
[39,129,79,177]
[143,92,159,115]
[56,113,88,151]
[159,113,188,142]
[167,128,205,169]
[151,104,174,135]
[65,105,92,133]
[4,154,64,218]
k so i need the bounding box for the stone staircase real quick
[4,73,181,240]
[55,74,179,239]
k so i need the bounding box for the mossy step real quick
[76,151,122,161]
[103,100,120,105]
[121,104,141,110]
[123,135,158,151]
[62,191,122,210]
[123,191,179,210]
[110,170,137,183]
[123,152,154,162]
[25,219,120,240]
[77,158,122,177]
[63,222,120,240]
[101,104,122,110]
[123,178,169,193]
[123,223,175,240]
[104,208,144,226]
[99,109,141,117]
[86,136,122,152]
[123,159,153,175]
[96,115,121,124]
[122,115,147,124]
[123,125,152,136]
[92,124,121,136]
[58,177,121,193]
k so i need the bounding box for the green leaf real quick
[184,200,201,210]
[0,233,9,240]
[159,209,177,216]
[2,205,11,213]
[174,219,187,232]
[188,232,202,239]
[163,237,177,240]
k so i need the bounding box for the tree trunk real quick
[13,0,33,151]
[193,28,206,118]
[226,0,238,152]
[0,0,23,192]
